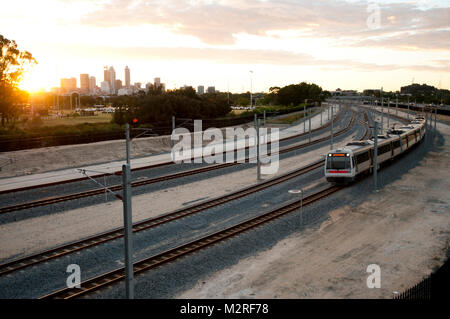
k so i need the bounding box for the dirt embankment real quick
[0,135,172,178]
[177,123,450,299]
[0,123,266,178]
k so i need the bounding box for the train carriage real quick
[325,116,426,183]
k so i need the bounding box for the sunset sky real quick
[1,0,449,93]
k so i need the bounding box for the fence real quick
[394,256,449,299]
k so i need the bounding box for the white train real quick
[325,116,426,183]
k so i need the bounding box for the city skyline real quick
[1,0,449,93]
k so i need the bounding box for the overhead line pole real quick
[172,116,175,148]
[330,103,334,150]
[125,123,131,165]
[373,122,378,192]
[303,100,306,134]
[256,118,261,181]
[122,163,134,299]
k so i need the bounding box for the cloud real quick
[80,0,450,48]
[51,43,450,73]
[349,29,450,50]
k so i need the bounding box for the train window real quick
[378,144,391,154]
[326,156,350,169]
[355,152,369,163]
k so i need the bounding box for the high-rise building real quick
[108,66,116,94]
[60,78,77,93]
[104,66,109,82]
[197,85,204,95]
[115,79,122,91]
[80,74,89,92]
[145,82,153,90]
[207,86,215,94]
[89,76,96,94]
[154,77,161,88]
[125,66,130,88]
[101,81,110,94]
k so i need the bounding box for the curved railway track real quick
[0,107,345,196]
[0,160,325,277]
[0,109,357,214]
[39,185,343,299]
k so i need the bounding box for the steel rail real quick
[0,110,361,278]
[0,160,324,277]
[39,185,343,299]
[0,108,345,195]
[0,110,355,214]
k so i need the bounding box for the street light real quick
[249,70,253,108]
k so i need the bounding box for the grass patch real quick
[267,110,315,124]
[39,113,113,127]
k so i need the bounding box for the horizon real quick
[1,0,449,93]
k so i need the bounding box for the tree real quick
[236,96,250,107]
[0,34,37,126]
[277,82,323,106]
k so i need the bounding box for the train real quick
[325,115,426,183]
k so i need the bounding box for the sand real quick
[177,120,450,299]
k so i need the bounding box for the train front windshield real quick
[326,154,351,169]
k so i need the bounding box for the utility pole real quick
[407,96,410,120]
[125,123,131,165]
[387,98,390,129]
[263,110,266,127]
[249,70,253,108]
[381,96,384,133]
[256,119,261,181]
[320,105,323,127]
[373,122,378,191]
[172,116,175,147]
[122,163,134,299]
[303,100,306,133]
[330,104,334,150]
[309,115,312,143]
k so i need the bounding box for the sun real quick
[18,66,56,93]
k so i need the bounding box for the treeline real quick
[112,87,231,126]
[261,82,327,106]
[400,83,450,104]
[364,84,450,105]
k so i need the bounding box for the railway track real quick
[0,107,345,195]
[0,110,366,278]
[0,160,325,277]
[39,185,343,299]
[0,110,357,215]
